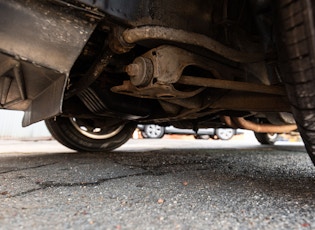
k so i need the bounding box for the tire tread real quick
[277,0,315,163]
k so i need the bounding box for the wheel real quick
[142,124,165,138]
[277,0,315,164]
[215,128,234,140]
[45,116,136,152]
[254,132,278,145]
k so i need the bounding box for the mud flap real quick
[0,0,98,125]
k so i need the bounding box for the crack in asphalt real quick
[8,188,42,198]
[5,152,313,199]
[6,154,288,198]
[0,162,59,175]
[8,161,212,198]
[9,171,153,198]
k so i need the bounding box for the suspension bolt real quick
[125,57,154,87]
[125,63,140,77]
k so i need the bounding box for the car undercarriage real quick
[1,0,315,164]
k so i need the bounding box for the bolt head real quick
[125,64,140,76]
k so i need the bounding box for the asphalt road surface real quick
[0,137,314,230]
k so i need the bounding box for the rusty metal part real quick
[221,116,297,133]
[109,27,135,54]
[178,75,286,95]
[221,116,238,129]
[119,45,288,118]
[125,45,240,87]
[120,45,238,98]
[142,45,237,83]
[126,45,212,86]
[125,57,154,87]
[125,64,139,76]
[122,26,265,63]
[233,117,297,133]
[159,45,219,83]
[124,45,278,97]
[111,80,205,99]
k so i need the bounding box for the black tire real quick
[254,132,278,145]
[142,124,165,139]
[215,128,235,140]
[277,0,315,164]
[45,116,136,152]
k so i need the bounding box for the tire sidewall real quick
[46,117,136,152]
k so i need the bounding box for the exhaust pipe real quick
[221,116,297,133]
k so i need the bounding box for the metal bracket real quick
[112,80,204,99]
[0,59,26,108]
[115,45,241,99]
[126,45,236,85]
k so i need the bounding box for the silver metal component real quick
[70,117,124,139]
